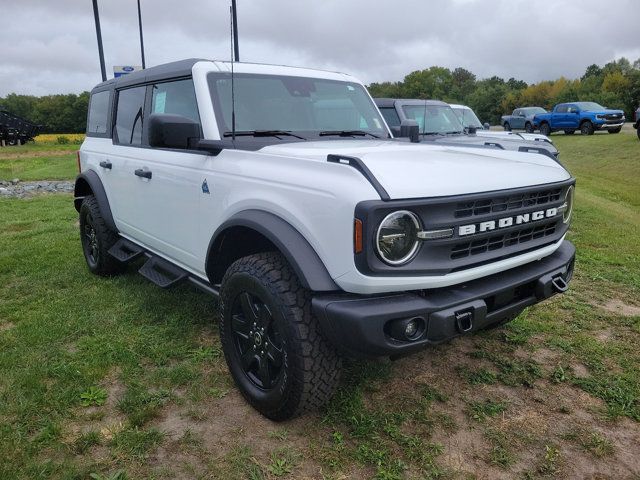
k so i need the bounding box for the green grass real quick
[0,131,639,478]
[0,154,77,181]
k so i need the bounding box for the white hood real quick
[260,140,571,200]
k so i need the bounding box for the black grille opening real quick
[485,280,536,314]
[451,221,557,260]
[454,188,562,219]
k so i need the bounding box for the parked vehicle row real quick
[76,59,576,419]
[375,98,558,159]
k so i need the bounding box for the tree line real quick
[1,58,639,132]
[368,58,640,125]
[0,92,89,133]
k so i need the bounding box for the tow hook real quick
[551,276,569,293]
[455,310,474,333]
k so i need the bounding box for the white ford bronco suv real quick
[75,59,576,420]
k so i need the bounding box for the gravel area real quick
[0,179,74,198]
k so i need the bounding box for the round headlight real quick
[563,186,574,224]
[376,210,421,265]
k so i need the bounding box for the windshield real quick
[523,107,547,115]
[207,73,387,138]
[402,104,464,134]
[574,102,606,111]
[452,107,483,129]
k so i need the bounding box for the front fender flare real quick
[207,210,339,292]
[74,170,118,232]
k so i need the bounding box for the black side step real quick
[109,238,144,263]
[138,256,188,289]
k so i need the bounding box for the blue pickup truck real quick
[533,102,625,136]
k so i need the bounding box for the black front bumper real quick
[313,241,575,358]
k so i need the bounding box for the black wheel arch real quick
[74,170,118,232]
[207,210,339,292]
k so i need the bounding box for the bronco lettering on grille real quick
[458,208,558,236]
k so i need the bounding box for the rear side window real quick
[151,79,200,124]
[379,107,401,127]
[87,90,110,135]
[115,86,146,145]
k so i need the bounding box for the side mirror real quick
[148,113,201,149]
[467,126,477,134]
[483,122,490,130]
[398,119,420,143]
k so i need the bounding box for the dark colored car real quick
[501,107,547,132]
[634,106,640,140]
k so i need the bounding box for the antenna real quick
[231,0,240,61]
[91,0,107,81]
[137,0,146,69]
[230,5,236,141]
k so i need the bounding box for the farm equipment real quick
[0,110,41,146]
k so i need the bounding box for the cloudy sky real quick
[1,0,638,96]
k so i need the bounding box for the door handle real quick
[134,168,152,179]
[99,161,112,169]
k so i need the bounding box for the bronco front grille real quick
[454,188,562,219]
[451,220,557,260]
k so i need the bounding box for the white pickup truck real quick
[75,59,576,420]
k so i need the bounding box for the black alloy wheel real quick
[539,123,551,136]
[230,291,284,390]
[525,122,534,133]
[580,121,594,135]
[503,122,511,131]
[79,195,123,276]
[82,210,100,268]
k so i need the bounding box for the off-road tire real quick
[539,123,551,136]
[79,195,123,276]
[564,129,575,135]
[219,252,341,420]
[503,122,511,131]
[580,121,594,135]
[608,127,621,134]
[525,122,534,133]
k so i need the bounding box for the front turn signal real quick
[354,218,363,254]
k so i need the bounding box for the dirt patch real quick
[600,299,640,317]
[0,149,75,160]
[0,322,15,332]
[571,363,590,379]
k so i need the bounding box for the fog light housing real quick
[387,317,425,342]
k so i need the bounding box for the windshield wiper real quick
[223,130,307,140]
[444,131,464,135]
[319,130,380,138]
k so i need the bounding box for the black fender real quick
[74,170,118,232]
[207,210,339,292]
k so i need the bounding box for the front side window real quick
[87,90,110,135]
[453,107,483,129]
[379,107,401,127]
[115,86,146,145]
[151,79,200,124]
[208,73,387,139]
[403,104,464,134]
[556,105,568,113]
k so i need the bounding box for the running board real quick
[108,238,144,263]
[138,256,189,289]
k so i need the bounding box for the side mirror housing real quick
[483,122,491,130]
[467,126,477,135]
[148,113,201,149]
[399,119,420,143]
